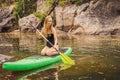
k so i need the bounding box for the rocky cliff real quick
[18,0,120,35]
[55,0,120,35]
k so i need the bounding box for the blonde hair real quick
[42,15,54,35]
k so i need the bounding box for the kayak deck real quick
[2,47,72,71]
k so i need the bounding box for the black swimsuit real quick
[46,34,55,48]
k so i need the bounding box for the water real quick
[0,33,120,80]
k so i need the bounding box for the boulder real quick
[0,5,15,32]
[0,54,13,64]
[55,5,78,32]
[19,14,40,33]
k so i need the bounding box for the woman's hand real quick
[53,45,59,50]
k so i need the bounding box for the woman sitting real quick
[36,15,59,56]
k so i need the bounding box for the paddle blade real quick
[59,52,75,65]
[60,63,73,70]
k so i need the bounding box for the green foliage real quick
[0,0,16,7]
[59,0,67,6]
[13,0,24,18]
[68,0,84,6]
[14,0,36,17]
[45,0,67,7]
[0,0,4,3]
[51,14,56,21]
[34,12,46,21]
[58,0,88,6]
[0,3,6,7]
[45,0,54,6]
[13,0,36,24]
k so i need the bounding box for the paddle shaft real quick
[28,22,59,53]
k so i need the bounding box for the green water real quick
[0,33,120,80]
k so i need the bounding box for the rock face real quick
[19,0,49,33]
[0,5,15,32]
[19,0,120,35]
[19,14,40,32]
[0,54,13,64]
[55,0,120,35]
[55,6,78,32]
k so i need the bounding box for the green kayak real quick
[2,47,72,71]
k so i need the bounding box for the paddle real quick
[27,21,75,65]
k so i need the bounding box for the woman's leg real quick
[46,46,59,56]
[41,46,49,55]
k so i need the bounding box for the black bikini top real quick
[46,34,54,48]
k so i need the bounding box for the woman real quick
[37,15,59,56]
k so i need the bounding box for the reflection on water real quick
[7,62,61,80]
[19,33,37,53]
[0,33,120,80]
